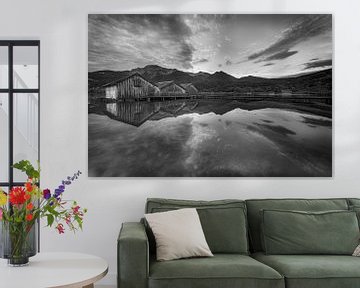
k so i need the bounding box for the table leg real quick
[82,284,94,288]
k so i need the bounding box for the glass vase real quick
[0,220,37,266]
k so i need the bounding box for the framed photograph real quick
[88,14,332,177]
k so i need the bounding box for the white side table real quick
[0,252,108,288]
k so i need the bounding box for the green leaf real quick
[46,205,60,217]
[75,216,83,230]
[12,160,40,180]
[47,214,54,227]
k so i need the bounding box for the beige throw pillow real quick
[353,244,360,256]
[145,208,213,261]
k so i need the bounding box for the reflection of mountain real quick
[89,99,332,127]
[90,100,237,127]
[103,102,161,127]
[89,65,332,95]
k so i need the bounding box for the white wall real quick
[1,0,360,285]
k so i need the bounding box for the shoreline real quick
[89,99,332,123]
[229,100,332,118]
[174,99,332,119]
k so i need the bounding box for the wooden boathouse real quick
[102,73,160,100]
[156,81,187,97]
[180,83,198,95]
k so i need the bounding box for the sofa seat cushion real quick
[149,254,284,288]
[252,252,360,288]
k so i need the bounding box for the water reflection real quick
[90,100,205,126]
[105,101,161,127]
[90,99,274,127]
[88,100,332,177]
[90,99,332,128]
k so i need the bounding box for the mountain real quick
[238,75,271,83]
[88,70,130,88]
[287,68,332,94]
[88,65,332,95]
[132,65,177,80]
[232,69,332,94]
[210,71,238,82]
[133,65,210,84]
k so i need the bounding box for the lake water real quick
[88,100,332,177]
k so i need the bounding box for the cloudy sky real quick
[88,14,332,78]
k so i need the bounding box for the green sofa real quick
[118,198,360,288]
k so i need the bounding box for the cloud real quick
[248,15,332,61]
[88,14,194,71]
[303,59,332,70]
[193,58,209,64]
[263,63,275,67]
[264,50,298,61]
[310,58,319,61]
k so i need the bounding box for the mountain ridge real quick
[89,65,332,94]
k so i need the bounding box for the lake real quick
[88,100,332,177]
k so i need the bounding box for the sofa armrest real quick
[118,222,149,288]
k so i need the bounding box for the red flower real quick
[65,214,71,225]
[26,214,33,221]
[26,203,34,210]
[72,205,80,215]
[24,193,31,201]
[25,182,33,192]
[56,223,65,234]
[9,187,26,205]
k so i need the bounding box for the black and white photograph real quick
[88,14,332,177]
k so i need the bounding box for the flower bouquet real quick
[0,160,87,266]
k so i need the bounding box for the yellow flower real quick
[0,190,7,206]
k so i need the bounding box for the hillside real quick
[88,70,130,88]
[89,65,332,95]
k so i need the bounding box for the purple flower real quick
[54,171,82,199]
[43,189,51,200]
[54,189,62,197]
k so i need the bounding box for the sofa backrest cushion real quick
[347,199,360,228]
[350,206,360,226]
[348,198,360,207]
[145,198,249,254]
[246,198,349,252]
[261,209,359,255]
